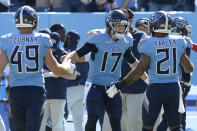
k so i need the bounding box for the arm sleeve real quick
[76,42,98,57]
[123,47,136,64]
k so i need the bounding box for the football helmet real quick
[15,5,38,29]
[149,11,171,34]
[135,18,149,28]
[105,10,129,39]
[171,17,192,37]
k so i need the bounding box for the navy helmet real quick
[149,11,172,34]
[135,18,149,28]
[67,30,80,45]
[15,5,38,29]
[50,32,61,49]
[105,9,129,39]
[171,17,192,37]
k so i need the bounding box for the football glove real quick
[62,59,76,74]
[106,84,119,98]
[180,81,191,98]
[106,80,127,98]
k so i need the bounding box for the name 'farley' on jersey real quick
[87,30,133,86]
[0,32,52,87]
[139,34,187,84]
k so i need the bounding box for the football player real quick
[156,16,193,131]
[0,5,76,131]
[107,11,194,131]
[62,10,147,131]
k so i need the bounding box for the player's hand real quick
[61,70,77,80]
[106,84,119,98]
[106,80,127,98]
[62,59,76,74]
[180,81,191,98]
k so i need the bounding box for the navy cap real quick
[135,18,149,28]
[39,28,51,35]
[50,32,61,49]
[67,30,80,44]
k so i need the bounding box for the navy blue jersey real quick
[0,32,52,87]
[43,48,67,99]
[139,34,187,84]
[77,30,136,86]
[121,30,148,94]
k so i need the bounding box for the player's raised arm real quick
[180,52,194,73]
[0,50,8,78]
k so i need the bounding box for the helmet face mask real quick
[149,11,171,35]
[15,6,38,29]
[106,10,129,39]
[109,21,129,39]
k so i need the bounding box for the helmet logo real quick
[175,19,186,28]
[150,13,162,23]
[106,14,111,22]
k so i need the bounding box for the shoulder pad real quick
[87,28,106,41]
[169,34,183,39]
[137,37,151,49]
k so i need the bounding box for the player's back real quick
[87,30,133,86]
[0,32,52,87]
[139,34,187,84]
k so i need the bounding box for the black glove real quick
[180,81,191,98]
[113,79,127,90]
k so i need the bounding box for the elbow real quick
[189,64,194,73]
